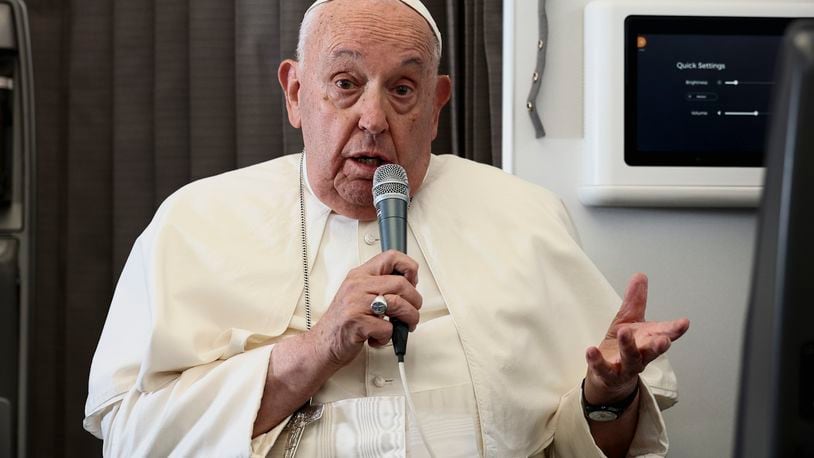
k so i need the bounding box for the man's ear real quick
[431,75,452,138]
[278,59,302,128]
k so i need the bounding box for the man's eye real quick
[394,85,413,96]
[335,79,355,90]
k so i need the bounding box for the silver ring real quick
[370,295,388,316]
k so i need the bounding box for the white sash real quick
[269,388,480,457]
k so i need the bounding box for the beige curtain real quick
[25,0,502,454]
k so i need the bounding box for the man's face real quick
[279,0,451,220]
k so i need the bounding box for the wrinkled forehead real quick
[304,0,442,56]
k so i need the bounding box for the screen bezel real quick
[624,15,795,167]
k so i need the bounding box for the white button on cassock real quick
[364,232,378,245]
[372,376,386,388]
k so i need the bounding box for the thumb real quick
[613,272,648,325]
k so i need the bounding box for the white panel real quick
[580,0,814,207]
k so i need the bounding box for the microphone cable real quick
[398,361,437,458]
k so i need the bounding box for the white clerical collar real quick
[301,151,319,201]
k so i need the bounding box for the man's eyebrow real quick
[329,49,363,60]
[401,56,426,68]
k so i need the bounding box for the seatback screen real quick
[625,16,796,167]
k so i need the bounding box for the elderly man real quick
[84,0,689,456]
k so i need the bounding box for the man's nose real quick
[357,89,389,136]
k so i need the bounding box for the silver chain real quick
[299,152,312,331]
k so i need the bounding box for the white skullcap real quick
[304,0,442,55]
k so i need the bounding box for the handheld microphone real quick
[372,164,410,362]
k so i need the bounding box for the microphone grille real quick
[372,163,410,205]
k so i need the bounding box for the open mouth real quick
[353,156,384,167]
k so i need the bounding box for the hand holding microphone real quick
[308,250,421,369]
[302,163,419,370]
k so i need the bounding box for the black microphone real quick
[372,164,410,362]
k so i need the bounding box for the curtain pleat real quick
[26,1,502,455]
[26,1,68,456]
[235,0,277,167]
[189,0,237,179]
[483,1,503,166]
[441,2,502,166]
[113,0,155,272]
[423,0,453,155]
[464,2,494,165]
[63,0,113,455]
[154,0,191,206]
[446,0,462,157]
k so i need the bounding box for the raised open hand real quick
[583,273,690,404]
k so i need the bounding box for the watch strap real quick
[581,378,640,422]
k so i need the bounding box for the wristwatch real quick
[581,378,640,422]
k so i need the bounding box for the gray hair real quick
[295,4,442,69]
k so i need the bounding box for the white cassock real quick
[84,153,678,457]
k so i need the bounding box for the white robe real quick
[84,153,677,457]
